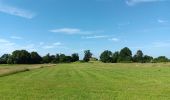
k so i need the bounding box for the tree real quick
[100,50,112,63]
[153,56,169,63]
[112,51,119,63]
[118,47,132,62]
[30,52,42,64]
[58,54,73,63]
[83,50,92,62]
[7,56,14,64]
[143,55,153,63]
[51,54,60,63]
[12,50,31,64]
[0,54,11,64]
[42,53,52,63]
[59,54,66,63]
[64,56,72,63]
[71,53,79,62]
[133,50,144,63]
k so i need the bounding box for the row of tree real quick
[0,50,93,64]
[0,47,169,64]
[100,47,169,63]
[0,50,75,64]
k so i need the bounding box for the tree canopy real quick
[0,47,169,64]
[118,47,132,62]
[100,50,112,63]
[83,50,92,62]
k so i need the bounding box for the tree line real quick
[0,50,92,64]
[100,47,169,63]
[0,47,169,64]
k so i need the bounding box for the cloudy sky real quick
[0,0,170,58]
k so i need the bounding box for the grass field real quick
[0,62,170,100]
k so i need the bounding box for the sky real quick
[0,0,170,58]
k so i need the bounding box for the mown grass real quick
[0,62,170,100]
[0,64,55,77]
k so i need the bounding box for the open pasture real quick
[0,63,170,100]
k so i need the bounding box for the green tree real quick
[12,50,31,64]
[59,54,66,63]
[42,53,52,63]
[153,56,169,63]
[118,47,132,62]
[100,50,112,63]
[83,50,92,62]
[30,52,42,64]
[55,54,60,63]
[59,54,73,63]
[71,53,79,62]
[7,56,14,64]
[143,55,153,63]
[133,50,144,63]
[64,56,72,63]
[0,54,11,64]
[112,51,119,63]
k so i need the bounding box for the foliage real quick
[11,50,31,64]
[0,54,11,64]
[153,56,169,63]
[71,53,79,62]
[42,53,52,63]
[118,47,132,62]
[143,55,153,63]
[133,50,144,63]
[30,52,42,64]
[112,51,119,63]
[0,47,169,64]
[100,50,112,63]
[83,50,92,62]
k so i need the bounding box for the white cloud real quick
[0,38,17,54]
[10,36,23,40]
[39,42,44,45]
[42,45,55,49]
[0,38,15,46]
[0,38,38,55]
[82,35,109,39]
[108,38,120,42]
[0,2,35,19]
[42,42,62,49]
[157,19,168,23]
[126,0,166,6]
[50,28,96,35]
[53,42,62,46]
[152,41,170,48]
[19,44,36,51]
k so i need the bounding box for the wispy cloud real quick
[126,0,166,6]
[131,41,170,49]
[152,41,170,48]
[0,38,37,54]
[157,19,168,23]
[50,28,97,35]
[42,42,62,49]
[0,2,35,19]
[108,38,120,42]
[10,36,23,40]
[0,38,15,46]
[82,35,109,39]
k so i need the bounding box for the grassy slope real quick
[0,63,170,100]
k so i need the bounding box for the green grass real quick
[1,63,170,100]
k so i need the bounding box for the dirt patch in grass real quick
[0,64,56,77]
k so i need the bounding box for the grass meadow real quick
[0,62,170,99]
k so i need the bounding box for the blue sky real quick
[0,0,170,58]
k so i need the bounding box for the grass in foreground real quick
[0,63,170,100]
